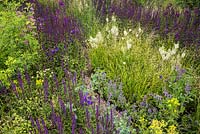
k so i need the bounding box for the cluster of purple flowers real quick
[94,0,200,48]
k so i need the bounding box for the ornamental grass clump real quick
[88,17,182,101]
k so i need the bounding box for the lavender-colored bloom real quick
[140,101,146,107]
[57,115,63,134]
[91,127,94,134]
[83,93,93,105]
[58,96,66,115]
[79,90,84,106]
[24,66,31,86]
[17,70,24,93]
[29,116,35,128]
[163,90,172,98]
[96,105,99,134]
[59,0,65,7]
[11,81,19,98]
[62,78,67,96]
[79,128,83,134]
[72,114,76,134]
[41,117,48,134]
[72,72,77,85]
[69,100,73,116]
[148,108,153,114]
[86,108,91,128]
[35,118,42,134]
[51,47,59,55]
[185,83,191,94]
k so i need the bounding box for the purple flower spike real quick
[72,114,76,134]
[62,79,67,96]
[35,118,42,134]
[96,105,99,134]
[86,108,91,128]
[58,96,66,115]
[53,73,59,91]
[79,128,83,134]
[43,77,49,102]
[41,117,49,134]
[24,66,31,86]
[57,115,63,134]
[79,90,84,107]
[11,81,19,98]
[185,83,191,94]
[29,116,35,128]
[17,70,24,93]
[59,0,65,7]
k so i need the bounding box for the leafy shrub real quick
[0,2,39,85]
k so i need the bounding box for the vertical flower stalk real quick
[57,115,63,134]
[35,118,42,134]
[11,80,19,98]
[79,90,84,107]
[41,117,49,134]
[85,108,91,128]
[96,105,99,134]
[53,73,59,91]
[58,96,66,115]
[17,70,24,94]
[72,114,76,134]
[24,66,31,86]
[62,78,67,96]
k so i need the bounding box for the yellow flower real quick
[167,125,178,134]
[167,98,180,107]
[149,119,166,134]
[36,79,43,86]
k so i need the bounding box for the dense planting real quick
[0,0,200,134]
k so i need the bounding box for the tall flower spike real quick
[17,70,24,94]
[96,105,99,134]
[41,117,49,134]
[24,66,31,86]
[11,80,19,98]
[35,118,42,134]
[86,108,91,128]
[58,96,66,115]
[72,114,76,134]
[79,90,84,107]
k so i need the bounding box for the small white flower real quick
[174,43,179,49]
[138,27,142,33]
[126,39,132,50]
[129,29,132,32]
[111,15,116,22]
[88,32,103,48]
[106,17,109,23]
[170,48,176,55]
[123,30,128,36]
[123,62,126,65]
[181,52,186,58]
[110,25,119,37]
[135,33,139,38]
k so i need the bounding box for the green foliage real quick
[88,18,176,101]
[0,3,39,85]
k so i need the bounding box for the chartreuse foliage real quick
[0,1,39,85]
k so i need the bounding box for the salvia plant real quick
[93,0,200,49]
